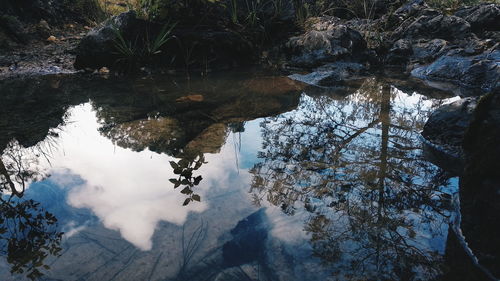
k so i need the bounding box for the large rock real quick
[75,11,255,70]
[393,14,471,41]
[422,97,477,158]
[385,38,448,67]
[455,3,500,32]
[460,93,500,279]
[74,11,145,69]
[284,19,367,67]
[411,49,500,92]
[411,38,448,63]
[385,38,413,65]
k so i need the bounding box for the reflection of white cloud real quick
[42,103,254,251]
[45,104,211,250]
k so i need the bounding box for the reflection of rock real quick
[184,123,228,155]
[222,209,268,267]
[176,94,204,103]
[103,117,185,154]
[241,76,306,96]
[90,75,304,156]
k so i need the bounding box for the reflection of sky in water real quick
[45,103,276,252]
[3,82,461,280]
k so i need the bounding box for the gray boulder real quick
[422,97,477,152]
[385,39,413,65]
[455,3,500,32]
[393,14,471,40]
[421,97,477,174]
[411,38,448,63]
[411,49,500,92]
[284,20,367,67]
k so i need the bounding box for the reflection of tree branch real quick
[250,78,452,279]
[0,158,20,197]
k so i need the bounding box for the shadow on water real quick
[0,71,492,280]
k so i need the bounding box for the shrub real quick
[426,0,500,11]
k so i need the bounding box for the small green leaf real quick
[183,198,191,206]
[192,194,201,202]
[181,187,192,194]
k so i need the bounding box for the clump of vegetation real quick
[426,0,499,11]
[112,20,176,70]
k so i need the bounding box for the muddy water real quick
[0,70,463,280]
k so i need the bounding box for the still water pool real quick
[0,70,462,280]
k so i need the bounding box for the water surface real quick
[0,71,462,280]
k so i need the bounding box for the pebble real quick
[99,67,110,74]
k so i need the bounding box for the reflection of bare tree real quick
[0,140,63,280]
[0,141,50,196]
[250,78,454,280]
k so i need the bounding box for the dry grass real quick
[97,0,141,16]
